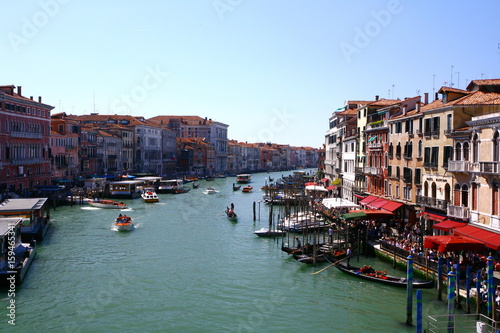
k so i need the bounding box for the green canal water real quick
[1,170,457,332]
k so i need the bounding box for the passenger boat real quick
[109,180,144,199]
[88,199,128,209]
[0,217,36,285]
[334,262,435,289]
[157,179,185,194]
[254,227,285,237]
[206,187,217,194]
[115,215,134,231]
[236,174,251,184]
[141,188,159,203]
[0,198,50,242]
[242,186,253,193]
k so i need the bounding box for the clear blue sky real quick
[2,1,500,147]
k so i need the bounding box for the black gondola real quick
[334,262,435,289]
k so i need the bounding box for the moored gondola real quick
[334,261,434,289]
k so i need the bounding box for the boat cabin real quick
[236,174,251,184]
[109,180,144,199]
[157,179,184,193]
[135,176,162,189]
[0,217,36,285]
[0,198,50,242]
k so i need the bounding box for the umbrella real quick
[423,235,485,253]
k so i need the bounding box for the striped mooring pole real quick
[487,256,494,319]
[416,289,423,333]
[447,269,456,333]
[406,255,414,326]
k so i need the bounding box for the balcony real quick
[479,161,499,174]
[447,205,470,220]
[431,130,440,138]
[355,167,363,175]
[11,158,45,165]
[364,166,382,175]
[447,160,471,173]
[416,195,448,211]
[367,142,382,149]
[10,131,43,139]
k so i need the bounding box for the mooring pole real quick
[406,255,414,326]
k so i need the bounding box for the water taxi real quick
[115,215,134,231]
[88,199,128,209]
[242,186,253,193]
[236,174,251,184]
[0,217,36,285]
[206,187,217,194]
[141,188,159,203]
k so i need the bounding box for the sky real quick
[2,1,500,148]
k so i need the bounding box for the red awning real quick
[380,200,403,212]
[424,235,486,253]
[326,186,337,190]
[367,198,390,209]
[304,182,318,186]
[453,225,500,250]
[359,195,378,206]
[321,178,328,182]
[421,212,447,222]
[433,220,467,231]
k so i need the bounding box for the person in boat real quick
[346,247,352,265]
[230,203,234,211]
[295,237,302,249]
[360,265,375,274]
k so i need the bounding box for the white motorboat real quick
[88,199,128,209]
[115,215,134,231]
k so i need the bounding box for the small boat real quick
[141,189,159,203]
[192,182,200,189]
[232,183,241,191]
[236,174,251,184]
[115,215,134,231]
[254,227,285,237]
[293,253,327,264]
[205,176,215,181]
[242,186,253,193]
[334,262,435,289]
[172,188,190,194]
[225,208,238,221]
[88,199,128,209]
[206,187,217,194]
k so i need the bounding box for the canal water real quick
[1,170,458,332]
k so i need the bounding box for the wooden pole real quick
[253,201,256,221]
[406,255,414,326]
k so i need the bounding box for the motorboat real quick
[115,215,134,231]
[236,174,251,184]
[242,186,253,193]
[141,189,159,203]
[88,199,128,209]
[254,227,285,237]
[206,187,217,194]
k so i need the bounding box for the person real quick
[346,247,352,265]
[328,227,333,243]
[230,203,234,211]
[295,237,302,249]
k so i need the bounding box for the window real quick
[396,142,401,158]
[493,131,500,162]
[424,147,431,166]
[493,184,499,216]
[431,147,439,167]
[403,167,412,183]
[463,142,470,161]
[443,146,453,168]
[455,142,462,161]
[414,168,421,185]
[472,134,479,162]
[447,114,452,132]
[388,143,393,158]
[418,140,422,158]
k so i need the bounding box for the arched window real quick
[409,141,413,158]
[472,133,479,163]
[461,184,469,207]
[396,142,401,158]
[431,182,437,199]
[493,131,500,162]
[418,140,422,158]
[424,181,429,197]
[445,183,451,203]
[463,141,470,161]
[455,142,462,161]
[454,184,461,206]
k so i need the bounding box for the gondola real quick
[334,262,435,289]
[232,183,241,191]
[292,253,327,264]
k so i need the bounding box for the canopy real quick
[421,211,447,222]
[322,198,360,209]
[349,209,394,219]
[453,225,500,250]
[359,195,378,206]
[304,182,318,186]
[423,235,485,253]
[305,185,328,192]
[433,220,467,231]
[326,186,337,191]
[341,211,367,220]
[367,198,390,209]
[380,200,403,212]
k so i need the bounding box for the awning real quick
[368,136,377,142]
[424,235,486,253]
[305,185,328,192]
[453,225,500,250]
[433,220,467,231]
[304,182,318,186]
[380,200,403,212]
[367,198,390,209]
[321,178,329,182]
[326,186,337,190]
[421,211,447,222]
[359,195,378,206]
[341,211,367,220]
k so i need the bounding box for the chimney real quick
[17,86,22,96]
[402,106,407,115]
[416,102,420,112]
[30,96,33,100]
[375,95,379,101]
[424,92,429,105]
[38,96,42,103]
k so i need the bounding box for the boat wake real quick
[81,206,100,210]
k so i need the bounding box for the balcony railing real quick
[416,195,448,211]
[10,131,43,139]
[479,161,499,174]
[364,166,383,175]
[447,205,470,220]
[355,167,363,175]
[447,160,471,173]
[11,158,46,165]
[367,142,382,149]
